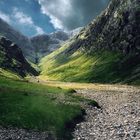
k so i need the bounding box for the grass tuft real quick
[0,76,83,139]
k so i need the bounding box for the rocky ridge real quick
[30,31,69,63]
[0,37,38,77]
[0,18,82,63]
[61,0,140,55]
[39,0,140,84]
[0,18,34,61]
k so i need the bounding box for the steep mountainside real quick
[68,27,83,38]
[30,31,69,63]
[0,18,34,61]
[0,37,38,77]
[40,0,140,84]
[0,18,82,63]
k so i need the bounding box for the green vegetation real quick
[40,49,121,83]
[40,48,140,84]
[0,45,6,64]
[88,100,100,108]
[0,68,20,80]
[0,76,84,139]
[27,60,40,72]
[0,38,38,77]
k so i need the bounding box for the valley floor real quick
[0,126,53,140]
[30,77,140,140]
[73,87,140,140]
[0,77,140,140]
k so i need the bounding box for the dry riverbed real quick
[73,87,140,140]
[1,77,140,140]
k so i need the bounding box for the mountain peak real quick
[40,0,140,84]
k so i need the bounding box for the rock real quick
[73,87,140,140]
[0,37,38,77]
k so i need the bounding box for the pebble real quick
[73,88,140,140]
[0,127,56,140]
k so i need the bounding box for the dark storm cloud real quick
[38,0,110,30]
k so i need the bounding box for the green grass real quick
[40,47,140,84]
[0,68,21,80]
[40,50,122,83]
[27,60,40,72]
[0,76,83,139]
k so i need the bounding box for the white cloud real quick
[37,0,109,30]
[0,11,11,23]
[35,26,45,34]
[12,8,44,35]
[38,0,72,30]
[13,8,33,25]
[49,15,63,29]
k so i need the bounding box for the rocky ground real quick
[0,84,139,140]
[0,126,55,140]
[73,86,140,140]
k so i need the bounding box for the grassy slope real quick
[0,76,84,139]
[40,44,140,84]
[0,68,21,80]
[0,39,38,77]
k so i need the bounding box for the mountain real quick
[30,29,83,63]
[49,31,69,41]
[30,31,69,63]
[0,18,82,63]
[68,27,83,38]
[0,18,35,61]
[0,36,38,77]
[40,0,140,84]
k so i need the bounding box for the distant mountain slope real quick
[0,18,35,61]
[0,37,38,77]
[68,27,83,38]
[30,31,69,63]
[0,18,82,63]
[40,0,140,84]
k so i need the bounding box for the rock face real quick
[0,18,82,63]
[39,0,140,84]
[0,18,78,63]
[67,27,83,38]
[0,37,38,77]
[31,31,69,63]
[63,0,140,55]
[0,18,34,61]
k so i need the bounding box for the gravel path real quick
[73,86,140,140]
[0,126,55,140]
[0,84,140,140]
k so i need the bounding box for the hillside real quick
[0,76,87,139]
[30,31,69,63]
[0,36,38,77]
[0,18,82,63]
[40,0,140,84]
[0,18,35,61]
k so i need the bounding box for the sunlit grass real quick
[0,76,83,139]
[0,68,20,80]
[40,50,123,83]
[36,77,139,92]
[40,44,140,85]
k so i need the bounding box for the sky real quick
[0,0,110,37]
